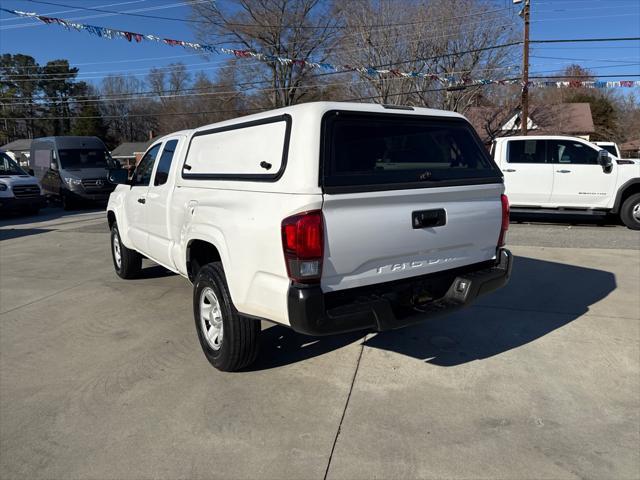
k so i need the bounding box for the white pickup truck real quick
[492,136,640,229]
[107,102,512,371]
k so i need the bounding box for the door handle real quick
[556,169,571,173]
[137,197,146,204]
[503,169,516,172]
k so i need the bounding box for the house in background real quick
[110,140,154,169]
[0,138,32,168]
[466,103,595,145]
[619,139,640,158]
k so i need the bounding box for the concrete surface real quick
[0,209,638,479]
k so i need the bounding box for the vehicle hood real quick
[0,174,42,187]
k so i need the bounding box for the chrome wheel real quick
[633,202,640,222]
[200,287,224,351]
[112,232,122,269]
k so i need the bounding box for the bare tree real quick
[335,0,519,111]
[100,75,158,141]
[189,0,341,108]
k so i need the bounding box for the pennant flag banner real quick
[1,8,639,89]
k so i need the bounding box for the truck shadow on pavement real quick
[364,255,617,366]
[250,256,616,370]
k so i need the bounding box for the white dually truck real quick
[107,102,512,371]
[492,135,640,230]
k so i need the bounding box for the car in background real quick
[29,136,119,210]
[593,141,622,158]
[0,150,46,215]
[492,135,640,230]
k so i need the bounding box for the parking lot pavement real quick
[1,210,639,479]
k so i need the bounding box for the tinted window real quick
[506,140,546,163]
[58,149,108,169]
[133,144,161,187]
[154,140,178,186]
[322,113,498,189]
[548,140,598,165]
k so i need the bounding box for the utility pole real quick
[519,0,531,135]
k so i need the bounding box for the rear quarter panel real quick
[171,186,322,325]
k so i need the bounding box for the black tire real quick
[110,222,142,279]
[62,193,75,211]
[193,262,260,372]
[620,193,640,230]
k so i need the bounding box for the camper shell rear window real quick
[320,111,502,193]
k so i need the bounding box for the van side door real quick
[143,136,183,267]
[547,139,617,207]
[123,143,161,251]
[501,139,554,206]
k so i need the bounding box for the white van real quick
[0,150,46,215]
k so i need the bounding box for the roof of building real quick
[1,138,32,152]
[111,140,154,158]
[466,103,595,142]
[620,139,640,151]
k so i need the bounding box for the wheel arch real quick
[612,180,640,214]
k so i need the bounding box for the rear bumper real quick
[287,248,513,336]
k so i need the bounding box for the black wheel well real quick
[187,240,221,281]
[107,210,116,229]
[619,183,640,210]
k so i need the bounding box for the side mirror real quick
[108,168,129,185]
[598,149,613,172]
[50,161,58,171]
[28,168,35,176]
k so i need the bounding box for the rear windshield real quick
[58,148,108,169]
[322,112,499,190]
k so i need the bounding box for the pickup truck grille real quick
[12,184,41,198]
[81,178,110,190]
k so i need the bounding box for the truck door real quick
[500,139,553,206]
[123,143,161,251]
[547,139,617,207]
[144,137,182,267]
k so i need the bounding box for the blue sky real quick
[0,0,639,90]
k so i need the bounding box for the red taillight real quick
[498,194,509,247]
[281,210,324,283]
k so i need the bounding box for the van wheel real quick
[62,193,75,211]
[110,222,142,278]
[620,193,640,230]
[193,262,260,372]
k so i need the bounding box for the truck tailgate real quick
[321,183,503,292]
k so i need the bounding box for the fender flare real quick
[106,189,134,248]
[612,179,640,214]
[182,224,232,279]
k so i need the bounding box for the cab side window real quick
[547,140,598,165]
[153,140,178,186]
[133,144,161,187]
[506,140,546,163]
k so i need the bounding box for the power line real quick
[0,65,523,107]
[531,37,640,44]
[2,74,638,121]
[0,0,211,30]
[0,0,148,23]
[0,17,519,79]
[1,37,523,83]
[20,0,514,31]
